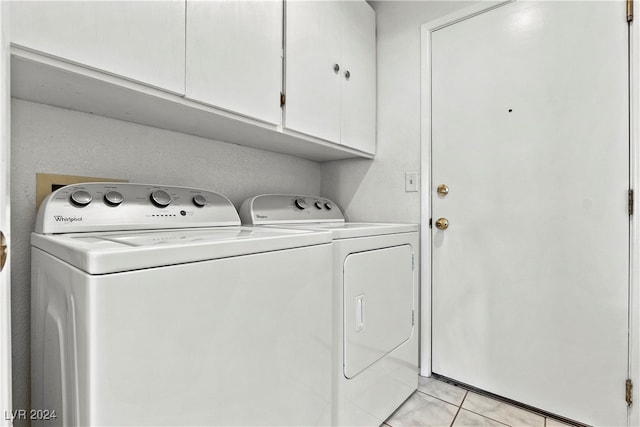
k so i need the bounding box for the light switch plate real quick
[405,172,419,192]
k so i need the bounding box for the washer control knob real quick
[192,194,207,208]
[314,201,323,210]
[324,202,333,210]
[69,190,92,207]
[103,191,123,207]
[150,190,172,208]
[294,198,308,210]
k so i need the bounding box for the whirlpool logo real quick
[53,215,83,224]
[256,214,268,219]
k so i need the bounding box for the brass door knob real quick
[435,218,449,230]
[0,231,6,272]
[437,184,449,197]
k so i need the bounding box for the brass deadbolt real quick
[435,218,449,230]
[437,184,449,197]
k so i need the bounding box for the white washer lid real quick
[31,226,332,274]
[266,222,418,239]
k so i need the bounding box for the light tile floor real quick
[384,377,576,427]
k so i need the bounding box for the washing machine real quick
[239,194,419,426]
[31,183,333,426]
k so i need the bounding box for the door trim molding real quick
[419,0,513,378]
[0,0,11,423]
[630,0,639,423]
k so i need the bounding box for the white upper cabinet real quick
[285,0,376,154]
[285,1,342,144]
[340,1,376,154]
[9,0,376,161]
[185,1,283,125]
[10,1,186,94]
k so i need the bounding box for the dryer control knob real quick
[70,190,92,207]
[324,202,333,210]
[104,191,123,207]
[192,194,206,208]
[294,198,308,210]
[150,190,172,208]
[314,201,323,209]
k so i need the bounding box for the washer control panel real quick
[35,183,241,234]
[239,194,344,225]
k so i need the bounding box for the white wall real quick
[321,1,476,223]
[10,99,321,422]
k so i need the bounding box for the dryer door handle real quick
[355,295,365,332]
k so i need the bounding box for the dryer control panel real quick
[35,183,241,234]
[240,194,345,225]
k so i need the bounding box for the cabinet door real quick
[10,1,185,94]
[340,0,376,154]
[185,1,282,125]
[285,1,341,143]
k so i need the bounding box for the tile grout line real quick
[449,390,468,427]
[454,388,544,427]
[416,387,468,408]
[436,379,566,426]
[461,407,515,427]
[418,379,548,427]
[459,390,514,427]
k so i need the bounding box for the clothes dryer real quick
[31,183,333,426]
[240,194,418,426]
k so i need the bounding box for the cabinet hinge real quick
[629,189,634,216]
[628,0,634,22]
[412,254,415,270]
[412,310,415,326]
[280,93,286,107]
[627,379,633,405]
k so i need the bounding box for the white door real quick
[0,0,11,424]
[185,0,282,125]
[431,2,628,426]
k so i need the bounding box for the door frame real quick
[630,0,639,424]
[419,2,639,423]
[0,0,11,424]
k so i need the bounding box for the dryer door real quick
[343,244,414,379]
